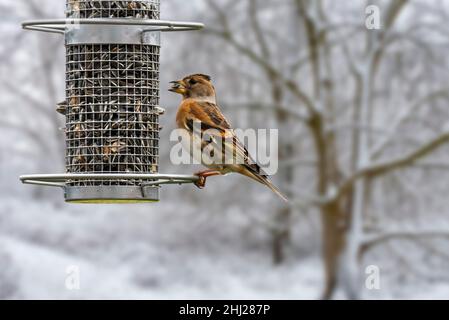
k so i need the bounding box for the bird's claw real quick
[194,174,207,189]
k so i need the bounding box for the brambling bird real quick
[169,74,288,202]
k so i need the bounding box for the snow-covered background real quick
[0,198,322,299]
[1,0,449,299]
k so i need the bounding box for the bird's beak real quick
[169,80,187,94]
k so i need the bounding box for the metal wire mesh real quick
[66,0,160,19]
[65,0,160,187]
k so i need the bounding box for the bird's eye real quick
[189,79,197,85]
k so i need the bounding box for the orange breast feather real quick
[176,100,193,130]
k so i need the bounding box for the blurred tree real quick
[0,0,65,200]
[202,0,449,298]
[3,0,449,299]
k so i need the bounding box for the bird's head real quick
[169,74,216,101]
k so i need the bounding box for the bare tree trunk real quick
[308,113,347,299]
[272,204,292,264]
[271,83,294,265]
[202,0,444,300]
[320,200,346,299]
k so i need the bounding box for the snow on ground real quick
[1,234,322,299]
[2,196,449,299]
[1,235,147,299]
[0,197,322,299]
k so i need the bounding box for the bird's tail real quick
[242,167,289,202]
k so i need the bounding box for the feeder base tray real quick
[65,185,159,203]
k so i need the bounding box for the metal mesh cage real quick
[65,0,160,201]
[66,0,160,19]
[20,0,203,202]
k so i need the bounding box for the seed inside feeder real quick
[64,1,161,188]
[66,0,160,19]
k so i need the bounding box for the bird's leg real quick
[194,170,222,189]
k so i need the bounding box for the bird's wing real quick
[189,101,232,131]
[182,101,267,176]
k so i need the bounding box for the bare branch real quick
[362,229,449,252]
[408,161,449,170]
[336,131,449,199]
[280,157,317,168]
[370,88,449,159]
[248,0,270,59]
[295,0,321,96]
[0,33,26,64]
[1,80,55,120]
[290,190,331,208]
[371,0,409,71]
[0,119,53,154]
[203,20,317,116]
[383,0,409,30]
[220,101,310,122]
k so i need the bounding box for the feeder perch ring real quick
[20,174,199,203]
[22,19,205,35]
[20,173,199,187]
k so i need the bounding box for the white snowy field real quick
[0,196,322,299]
[2,196,449,300]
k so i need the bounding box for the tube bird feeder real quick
[20,0,203,203]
